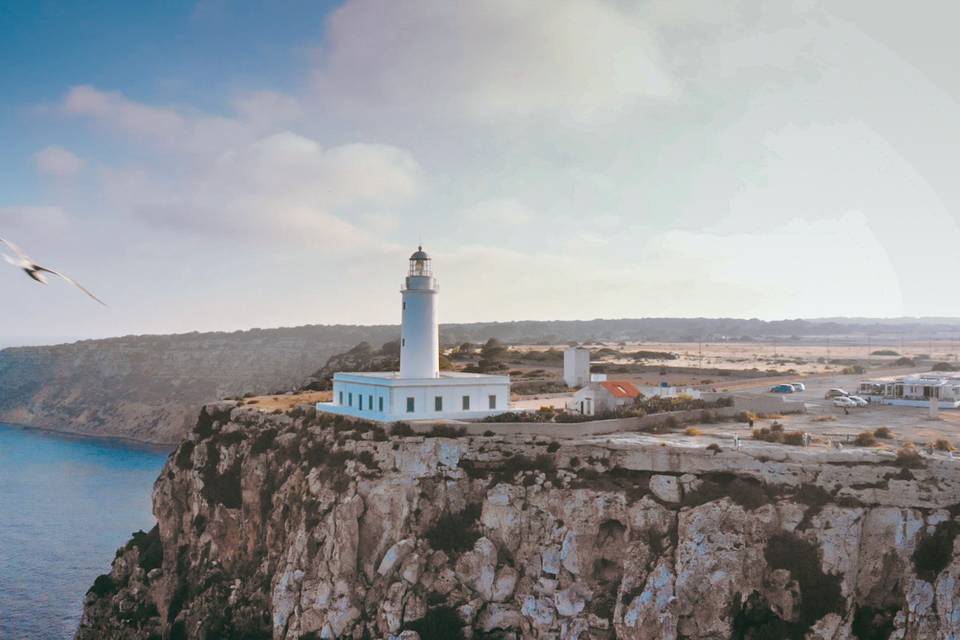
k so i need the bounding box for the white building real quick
[568,380,642,416]
[857,372,960,408]
[563,347,590,387]
[316,247,511,422]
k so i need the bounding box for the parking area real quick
[708,370,960,448]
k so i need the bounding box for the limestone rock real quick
[649,474,682,503]
[77,405,960,640]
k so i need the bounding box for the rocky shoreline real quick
[78,402,960,639]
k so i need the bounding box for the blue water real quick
[0,424,168,639]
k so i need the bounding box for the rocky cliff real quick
[78,404,960,639]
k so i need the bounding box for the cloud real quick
[461,198,536,226]
[63,85,249,154]
[313,0,675,122]
[103,131,423,246]
[0,205,71,233]
[33,146,85,177]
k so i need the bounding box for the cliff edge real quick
[78,404,960,639]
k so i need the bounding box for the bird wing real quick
[0,236,31,262]
[1,253,18,266]
[34,266,107,306]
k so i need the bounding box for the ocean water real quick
[0,424,167,639]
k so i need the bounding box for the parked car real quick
[847,395,869,407]
[770,384,795,393]
[833,396,857,408]
[825,388,848,399]
[791,382,806,391]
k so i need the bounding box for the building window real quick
[348,392,353,407]
[378,397,384,412]
[403,301,406,310]
[489,395,496,409]
[402,338,405,347]
[368,395,373,410]
[338,391,343,405]
[435,396,443,411]
[357,394,362,411]
[462,395,470,410]
[406,397,415,413]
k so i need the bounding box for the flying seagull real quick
[1,236,106,306]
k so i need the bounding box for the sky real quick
[2,0,960,343]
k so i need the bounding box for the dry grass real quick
[811,415,836,423]
[242,391,331,412]
[684,427,704,436]
[932,438,956,452]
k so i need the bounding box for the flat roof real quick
[334,371,510,386]
[861,371,960,385]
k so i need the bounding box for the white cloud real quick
[63,85,249,154]
[313,0,675,122]
[103,131,423,246]
[461,198,536,226]
[33,146,84,177]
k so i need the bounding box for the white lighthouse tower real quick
[400,247,439,379]
[317,246,511,422]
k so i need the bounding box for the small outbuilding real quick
[568,380,641,416]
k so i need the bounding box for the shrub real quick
[88,574,117,597]
[871,349,900,356]
[728,477,770,509]
[734,411,756,424]
[685,427,704,436]
[250,428,277,455]
[554,412,595,423]
[896,445,925,469]
[932,362,958,372]
[426,424,467,438]
[912,521,958,582]
[706,443,721,454]
[481,410,547,423]
[355,450,378,469]
[873,427,893,439]
[174,441,195,470]
[546,441,561,453]
[402,606,465,640]
[782,431,805,446]
[425,505,482,555]
[770,422,784,433]
[764,532,845,630]
[482,430,495,437]
[390,422,415,437]
[853,432,877,447]
[699,410,717,424]
[932,438,955,452]
[128,525,163,572]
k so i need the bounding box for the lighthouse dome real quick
[410,246,430,261]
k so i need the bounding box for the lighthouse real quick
[317,246,511,423]
[400,247,439,379]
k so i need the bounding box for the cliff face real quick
[78,404,960,639]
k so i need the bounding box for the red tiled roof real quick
[599,380,641,398]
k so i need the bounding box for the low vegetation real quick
[424,504,482,556]
[932,438,955,452]
[912,521,958,582]
[752,422,805,446]
[895,444,925,469]
[853,432,877,447]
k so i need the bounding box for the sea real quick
[0,423,168,639]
